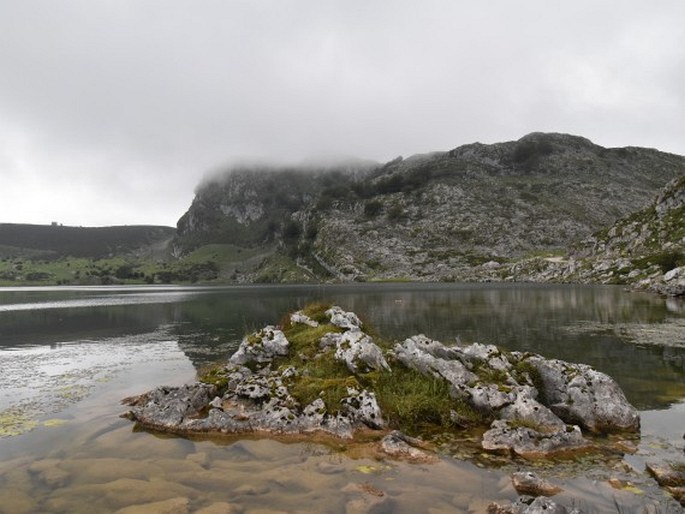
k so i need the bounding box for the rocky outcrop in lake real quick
[123,304,639,460]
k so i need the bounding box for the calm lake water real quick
[0,284,684,513]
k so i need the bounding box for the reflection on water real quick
[0,284,684,512]
[4,283,681,408]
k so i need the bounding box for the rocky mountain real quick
[511,173,685,296]
[175,161,374,250]
[173,133,685,284]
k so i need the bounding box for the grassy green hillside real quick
[0,242,285,286]
[0,223,175,286]
[0,223,175,258]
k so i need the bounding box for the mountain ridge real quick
[0,223,175,259]
[1,132,683,291]
[173,132,685,285]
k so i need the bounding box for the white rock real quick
[290,311,319,327]
[331,330,390,374]
[664,267,682,282]
[326,306,363,330]
[229,326,289,365]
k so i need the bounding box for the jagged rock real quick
[124,363,383,440]
[290,311,319,327]
[340,388,385,429]
[393,336,476,391]
[526,356,640,433]
[468,383,516,413]
[482,420,590,458]
[511,471,562,496]
[498,386,566,430]
[330,330,390,374]
[122,383,217,428]
[393,336,599,455]
[229,326,289,366]
[326,306,363,330]
[461,343,511,371]
[393,333,639,455]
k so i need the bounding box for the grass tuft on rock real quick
[197,365,230,392]
[278,304,478,433]
[364,366,454,432]
[512,359,545,398]
[203,303,489,436]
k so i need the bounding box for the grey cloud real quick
[0,1,683,226]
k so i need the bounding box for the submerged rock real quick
[482,420,589,458]
[511,471,562,496]
[646,462,685,505]
[488,497,580,514]
[122,304,639,461]
[380,431,434,463]
[646,461,685,487]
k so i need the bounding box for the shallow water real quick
[0,284,683,512]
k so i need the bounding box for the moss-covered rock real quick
[122,304,639,460]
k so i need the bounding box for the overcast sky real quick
[1,1,684,227]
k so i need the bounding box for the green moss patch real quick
[281,307,483,434]
[288,373,360,414]
[198,366,231,392]
[200,304,525,438]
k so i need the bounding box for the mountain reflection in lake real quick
[0,284,683,512]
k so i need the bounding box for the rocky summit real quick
[123,304,639,460]
[171,132,685,284]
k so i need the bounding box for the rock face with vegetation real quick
[123,304,639,460]
[505,174,685,296]
[172,133,685,283]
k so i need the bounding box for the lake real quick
[0,284,683,512]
